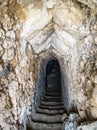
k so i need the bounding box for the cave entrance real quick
[46,60,61,94]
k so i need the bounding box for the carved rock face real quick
[0,0,97,130]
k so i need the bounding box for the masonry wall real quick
[0,0,97,129]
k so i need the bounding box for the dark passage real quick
[28,60,64,130]
[46,60,61,94]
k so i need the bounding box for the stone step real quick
[39,104,64,110]
[42,98,62,102]
[29,122,62,130]
[36,107,64,115]
[40,100,63,106]
[43,95,62,100]
[45,92,61,97]
[46,87,60,90]
[31,113,62,123]
[46,89,60,93]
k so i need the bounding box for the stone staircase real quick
[30,78,65,130]
[28,61,65,130]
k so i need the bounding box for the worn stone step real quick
[43,95,62,100]
[42,98,62,102]
[46,89,60,93]
[46,87,60,90]
[46,86,60,89]
[29,122,62,130]
[39,104,64,110]
[45,92,61,97]
[31,113,62,123]
[40,100,63,106]
[36,107,64,115]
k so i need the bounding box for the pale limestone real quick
[61,113,68,122]
[77,121,97,130]
[6,31,15,39]
[2,48,14,61]
[0,0,97,129]
[0,64,3,71]
[0,46,3,56]
[76,0,97,9]
[3,39,15,49]
[45,0,56,9]
[2,14,14,31]
[8,81,18,119]
[0,29,5,40]
[21,7,52,40]
[62,113,80,130]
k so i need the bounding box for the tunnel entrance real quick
[27,59,65,130]
[46,60,61,94]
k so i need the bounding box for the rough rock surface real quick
[0,0,97,130]
[77,121,97,130]
[62,113,80,130]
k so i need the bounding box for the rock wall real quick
[0,0,97,129]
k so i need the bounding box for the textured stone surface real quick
[62,113,80,130]
[77,121,97,130]
[0,0,97,130]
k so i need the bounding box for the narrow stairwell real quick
[29,60,65,130]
